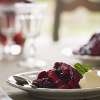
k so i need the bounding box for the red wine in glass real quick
[12,32,25,46]
[0,32,7,46]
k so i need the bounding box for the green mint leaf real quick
[74,63,91,76]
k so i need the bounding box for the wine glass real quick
[0,4,24,61]
[16,2,47,69]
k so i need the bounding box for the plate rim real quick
[72,53,100,60]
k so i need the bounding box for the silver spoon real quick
[13,76,37,88]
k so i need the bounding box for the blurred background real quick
[0,0,100,43]
[0,0,100,65]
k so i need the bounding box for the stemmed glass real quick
[0,2,47,71]
[15,2,47,69]
[0,4,24,61]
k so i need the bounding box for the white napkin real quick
[0,87,12,100]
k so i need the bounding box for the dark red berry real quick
[54,62,63,69]
[32,78,55,88]
[47,70,65,88]
[37,71,48,79]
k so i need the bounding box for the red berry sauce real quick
[32,62,82,89]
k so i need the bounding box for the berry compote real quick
[73,33,100,56]
[32,62,83,89]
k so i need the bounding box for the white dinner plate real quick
[72,54,100,67]
[62,48,100,67]
[7,71,100,100]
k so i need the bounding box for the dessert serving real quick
[73,33,100,56]
[10,62,100,90]
[32,62,91,89]
[7,62,100,100]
